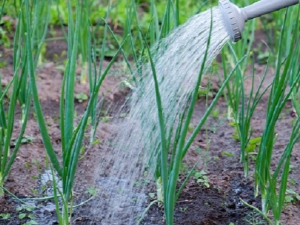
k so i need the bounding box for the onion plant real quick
[0,0,7,18]
[219,2,300,180]
[221,15,255,123]
[254,6,300,221]
[142,11,246,224]
[0,63,30,197]
[0,0,49,196]
[222,47,270,178]
[220,7,258,176]
[260,4,299,60]
[268,116,300,224]
[23,0,126,223]
[236,62,270,178]
[78,0,89,84]
[88,3,113,144]
[289,31,300,116]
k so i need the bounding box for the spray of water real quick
[90,6,230,224]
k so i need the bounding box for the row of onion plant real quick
[222,2,300,224]
[0,0,49,196]
[222,2,300,184]
[219,1,259,178]
[221,3,300,224]
[0,0,130,223]
[142,10,246,224]
[23,0,126,224]
[254,6,300,224]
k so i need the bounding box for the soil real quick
[0,28,300,225]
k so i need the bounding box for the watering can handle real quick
[242,0,299,21]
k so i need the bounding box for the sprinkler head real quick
[219,0,247,42]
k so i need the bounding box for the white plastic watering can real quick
[219,0,299,42]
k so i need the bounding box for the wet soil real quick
[0,30,300,225]
[142,178,262,225]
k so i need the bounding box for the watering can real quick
[219,0,299,42]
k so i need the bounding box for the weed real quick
[211,107,219,118]
[23,220,38,225]
[75,92,88,103]
[0,213,10,220]
[91,139,100,145]
[30,188,39,196]
[285,189,300,204]
[31,159,42,174]
[179,207,187,212]
[221,152,234,157]
[101,116,110,123]
[194,170,210,188]
[85,186,98,196]
[243,211,267,225]
[15,204,38,225]
[289,178,297,186]
[148,192,155,199]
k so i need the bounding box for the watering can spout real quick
[219,0,299,42]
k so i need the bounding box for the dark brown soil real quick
[141,178,263,225]
[0,28,300,225]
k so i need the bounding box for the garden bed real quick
[0,5,300,223]
[1,40,300,224]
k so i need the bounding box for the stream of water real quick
[91,6,230,224]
